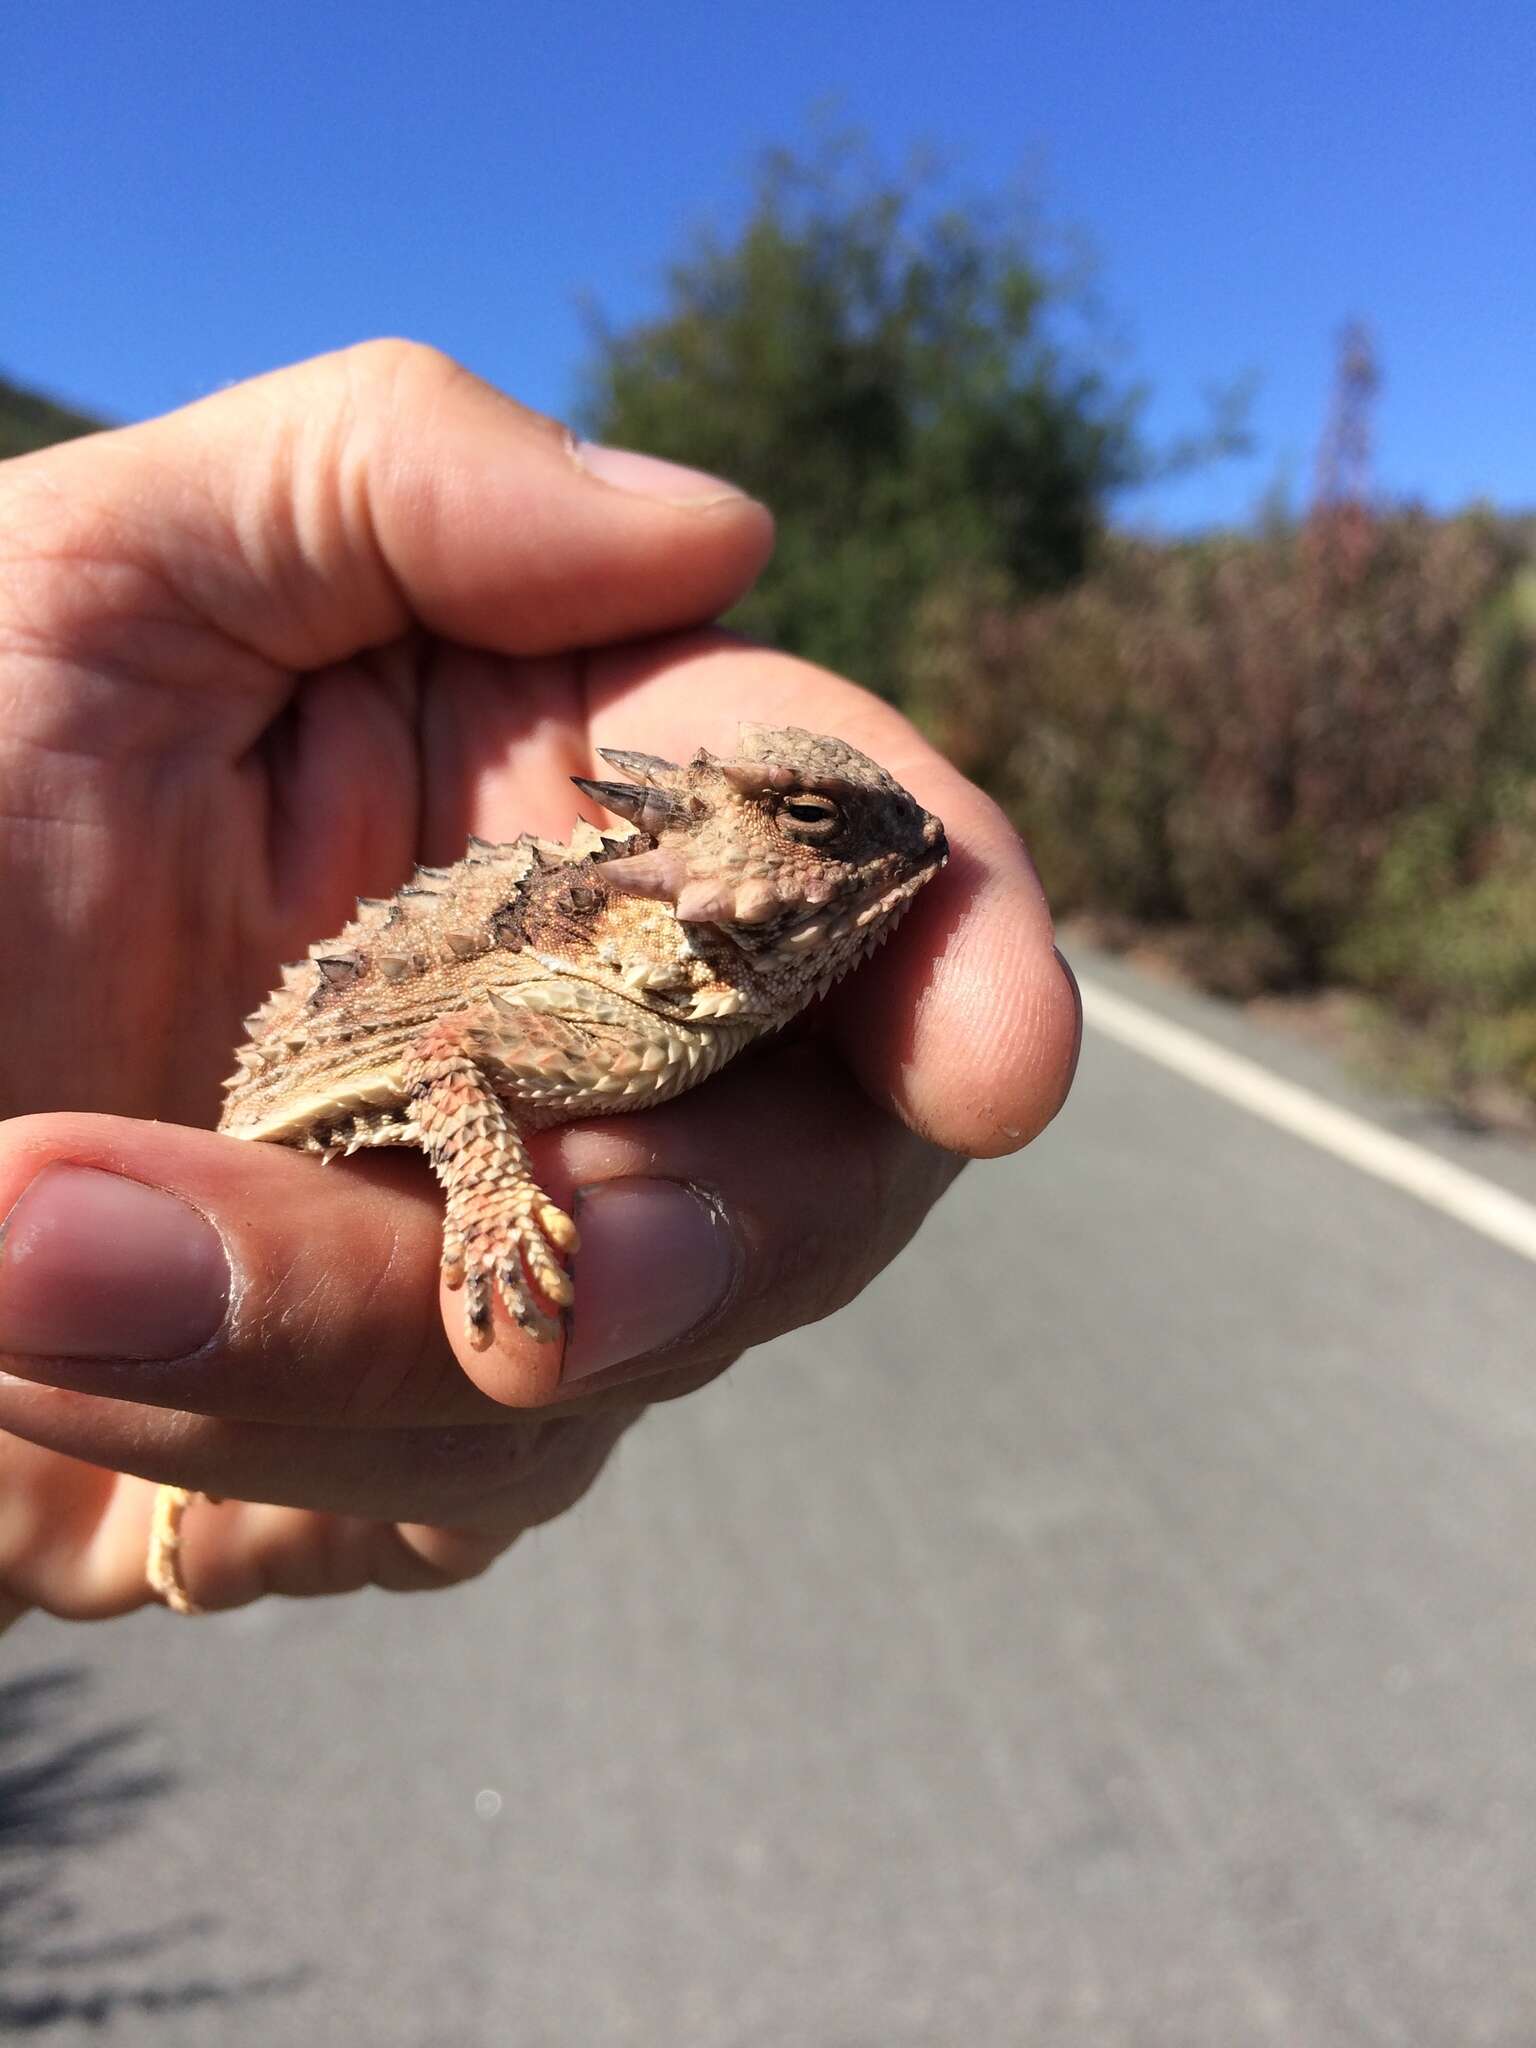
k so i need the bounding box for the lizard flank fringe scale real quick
[146,725,947,1611]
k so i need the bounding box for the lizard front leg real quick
[403,1010,579,1348]
[146,1011,588,1609]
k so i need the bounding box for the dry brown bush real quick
[906,514,1536,1101]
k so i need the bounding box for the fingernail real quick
[0,1166,229,1360]
[573,440,749,507]
[562,1180,738,1381]
[1053,944,1085,1109]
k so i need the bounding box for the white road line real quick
[1078,976,1536,1266]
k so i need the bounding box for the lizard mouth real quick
[757,840,947,967]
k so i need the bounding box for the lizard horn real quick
[715,757,801,798]
[593,847,689,903]
[571,777,686,834]
[596,748,680,782]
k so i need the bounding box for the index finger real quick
[584,630,1081,1159]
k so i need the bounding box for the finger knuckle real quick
[331,337,563,450]
[337,335,463,402]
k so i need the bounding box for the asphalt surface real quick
[6,954,1536,2046]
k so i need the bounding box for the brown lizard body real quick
[147,725,946,1611]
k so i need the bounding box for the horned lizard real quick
[146,724,946,1611]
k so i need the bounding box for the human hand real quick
[0,343,1079,1619]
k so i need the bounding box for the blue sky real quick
[7,2,1533,530]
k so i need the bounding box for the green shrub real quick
[579,134,1143,691]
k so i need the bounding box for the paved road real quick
[6,955,1536,2046]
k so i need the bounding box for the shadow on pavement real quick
[0,1666,309,2031]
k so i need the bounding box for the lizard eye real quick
[779,793,841,838]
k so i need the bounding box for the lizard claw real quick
[442,1194,575,1348]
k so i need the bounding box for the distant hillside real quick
[0,374,107,459]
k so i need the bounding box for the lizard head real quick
[574,725,947,1004]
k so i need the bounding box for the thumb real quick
[9,340,774,673]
